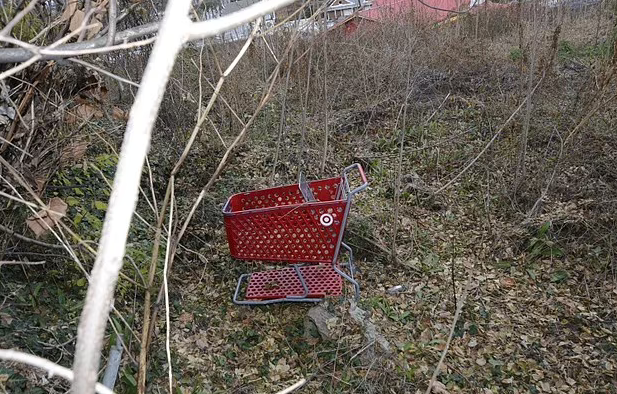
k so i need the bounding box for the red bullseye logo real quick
[320,213,333,227]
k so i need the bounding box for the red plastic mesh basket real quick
[245,264,343,300]
[223,177,348,264]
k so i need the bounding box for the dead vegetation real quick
[1,0,617,393]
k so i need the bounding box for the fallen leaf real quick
[60,140,89,166]
[60,0,79,22]
[86,20,103,39]
[26,197,67,238]
[178,312,193,324]
[76,103,104,119]
[94,201,108,211]
[112,107,129,121]
[0,312,13,325]
[431,381,450,394]
[67,103,104,123]
[34,175,47,194]
[69,9,85,32]
[270,358,290,382]
[476,357,487,366]
[500,277,516,288]
[550,270,569,283]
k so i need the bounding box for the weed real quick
[527,222,564,261]
[558,39,612,61]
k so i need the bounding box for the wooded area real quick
[0,0,616,392]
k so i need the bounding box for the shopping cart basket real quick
[223,163,368,305]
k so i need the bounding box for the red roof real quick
[359,0,469,23]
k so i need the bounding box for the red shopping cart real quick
[223,164,368,305]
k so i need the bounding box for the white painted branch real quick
[0,349,115,394]
[70,0,192,393]
[188,0,295,40]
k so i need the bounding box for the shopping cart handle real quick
[342,163,369,196]
[222,196,232,213]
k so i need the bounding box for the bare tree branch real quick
[106,0,118,46]
[191,0,296,40]
[0,349,115,394]
[0,22,160,63]
[77,0,94,42]
[0,222,66,249]
[0,0,298,65]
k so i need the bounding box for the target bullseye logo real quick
[320,213,333,227]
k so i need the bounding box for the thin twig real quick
[40,36,156,58]
[20,100,36,162]
[0,134,33,157]
[391,65,413,262]
[69,58,140,87]
[137,181,172,394]
[415,0,469,14]
[565,91,617,145]
[274,378,307,394]
[0,0,299,65]
[320,31,328,174]
[0,23,159,63]
[0,9,106,80]
[0,260,45,267]
[171,19,261,176]
[528,128,563,217]
[163,181,175,393]
[0,0,39,37]
[0,216,65,250]
[145,156,158,217]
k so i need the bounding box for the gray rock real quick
[306,305,337,341]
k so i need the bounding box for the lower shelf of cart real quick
[245,264,342,300]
